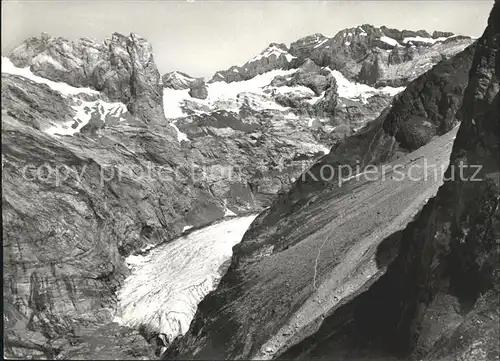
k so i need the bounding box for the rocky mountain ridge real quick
[281,4,500,359]
[165,4,498,361]
[9,32,167,127]
[201,24,474,88]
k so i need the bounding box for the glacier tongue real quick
[115,215,258,343]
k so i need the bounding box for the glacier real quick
[115,215,258,344]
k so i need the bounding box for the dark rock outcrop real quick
[357,53,385,85]
[9,32,166,125]
[289,33,329,61]
[432,30,455,39]
[373,4,500,355]
[188,78,208,99]
[288,65,333,96]
[312,79,338,117]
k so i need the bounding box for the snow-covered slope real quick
[2,57,129,135]
[163,67,404,119]
[115,215,258,345]
[327,68,405,101]
[163,68,297,118]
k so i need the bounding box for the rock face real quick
[188,78,208,99]
[281,4,500,360]
[165,3,498,360]
[9,32,166,125]
[432,30,455,39]
[209,43,296,83]
[289,33,329,61]
[375,4,500,356]
[287,25,474,87]
[286,60,333,95]
[1,76,217,358]
[312,79,338,117]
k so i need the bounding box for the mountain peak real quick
[162,70,196,90]
[208,42,296,83]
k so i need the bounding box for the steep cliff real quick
[210,24,473,88]
[9,32,167,126]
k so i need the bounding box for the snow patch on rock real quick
[249,44,296,63]
[44,99,127,136]
[2,56,99,96]
[169,121,190,143]
[403,36,448,44]
[314,38,329,49]
[224,207,237,217]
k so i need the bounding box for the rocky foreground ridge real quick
[166,4,498,361]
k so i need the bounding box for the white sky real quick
[1,0,493,79]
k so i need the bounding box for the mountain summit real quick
[208,24,473,87]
